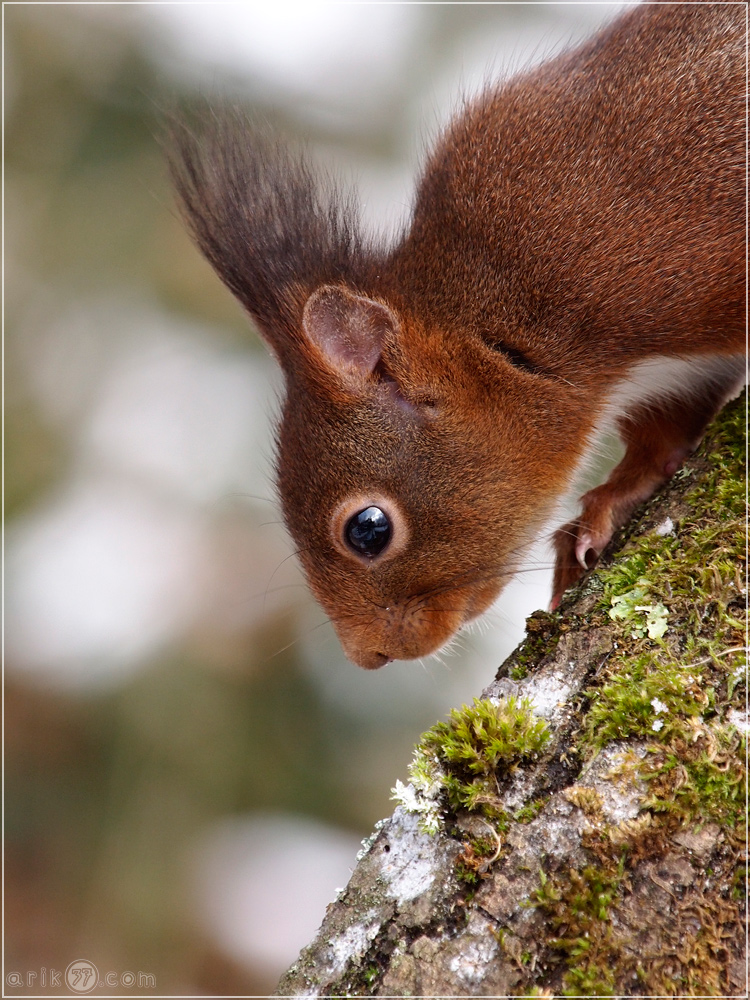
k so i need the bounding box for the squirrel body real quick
[172,3,744,669]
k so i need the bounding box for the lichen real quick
[376,807,453,905]
[608,582,669,639]
[391,773,442,836]
[325,916,382,979]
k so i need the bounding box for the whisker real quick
[551,525,581,541]
[264,552,303,611]
[266,619,332,661]
[208,491,278,513]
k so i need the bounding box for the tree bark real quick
[275,391,747,999]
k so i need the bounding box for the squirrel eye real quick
[345,506,392,558]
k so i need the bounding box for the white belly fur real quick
[558,352,746,519]
[600,353,746,432]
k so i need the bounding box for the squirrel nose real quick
[358,650,392,670]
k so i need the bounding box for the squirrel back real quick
[394,3,742,376]
[171,3,744,669]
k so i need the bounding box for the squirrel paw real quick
[550,502,615,609]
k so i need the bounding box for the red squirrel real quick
[170,4,744,670]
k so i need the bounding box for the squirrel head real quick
[274,284,578,668]
[168,112,589,668]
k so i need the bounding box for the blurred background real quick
[5,3,626,995]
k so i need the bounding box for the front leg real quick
[551,374,743,608]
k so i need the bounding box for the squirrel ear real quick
[302,285,397,376]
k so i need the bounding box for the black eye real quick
[345,506,392,558]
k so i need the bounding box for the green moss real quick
[584,652,710,746]
[393,697,550,838]
[579,391,746,831]
[597,390,744,628]
[583,622,745,832]
[731,863,746,901]
[362,965,378,986]
[418,697,550,819]
[641,727,746,827]
[531,860,626,997]
[527,394,747,997]
[509,611,561,680]
[453,831,502,888]
[513,796,549,824]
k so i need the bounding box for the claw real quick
[575,533,599,571]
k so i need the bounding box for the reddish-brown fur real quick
[170,3,744,669]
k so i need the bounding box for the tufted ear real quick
[302,285,397,377]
